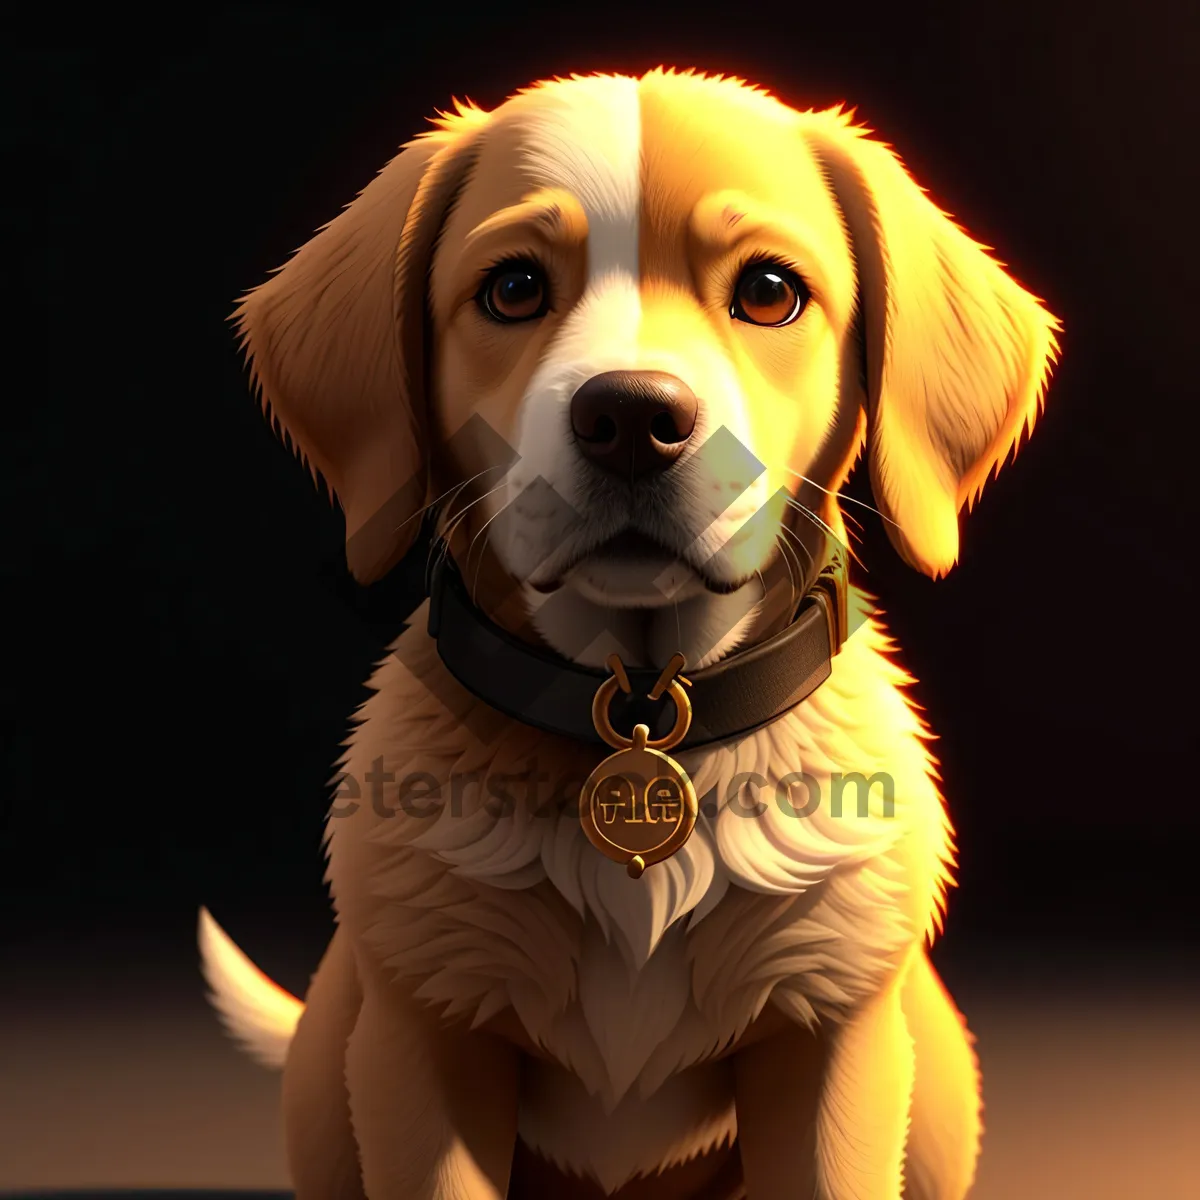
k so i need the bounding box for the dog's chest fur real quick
[325,598,952,1190]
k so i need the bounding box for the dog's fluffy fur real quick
[200,69,1058,1199]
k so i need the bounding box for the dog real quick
[198,68,1059,1199]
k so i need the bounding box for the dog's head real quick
[236,70,1058,667]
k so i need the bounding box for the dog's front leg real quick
[283,925,367,1199]
[345,958,519,1200]
[734,958,917,1200]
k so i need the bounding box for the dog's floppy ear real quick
[807,113,1061,578]
[234,106,487,583]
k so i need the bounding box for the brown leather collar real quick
[427,536,848,751]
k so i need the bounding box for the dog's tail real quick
[197,906,304,1069]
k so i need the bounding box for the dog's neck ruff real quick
[427,539,849,751]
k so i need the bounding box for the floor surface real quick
[2,933,1196,1199]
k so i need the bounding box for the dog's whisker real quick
[784,501,868,571]
[773,531,800,616]
[784,467,905,532]
[436,475,482,517]
[441,477,507,524]
[467,508,506,603]
[397,465,507,537]
[780,525,818,599]
[752,567,780,626]
[418,476,508,591]
[779,513,818,570]
[438,481,507,545]
[423,484,503,589]
[782,495,842,547]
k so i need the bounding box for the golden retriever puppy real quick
[199,68,1058,1200]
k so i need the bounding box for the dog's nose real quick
[569,370,699,478]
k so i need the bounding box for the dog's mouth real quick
[592,530,677,561]
[529,529,752,606]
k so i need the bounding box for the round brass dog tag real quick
[580,724,699,879]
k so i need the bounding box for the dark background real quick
[4,0,1198,1099]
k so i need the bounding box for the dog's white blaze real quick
[519,73,642,279]
[501,76,643,566]
[504,273,642,535]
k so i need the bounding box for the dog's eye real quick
[731,262,808,327]
[478,260,549,323]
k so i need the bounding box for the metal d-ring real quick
[591,655,693,752]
